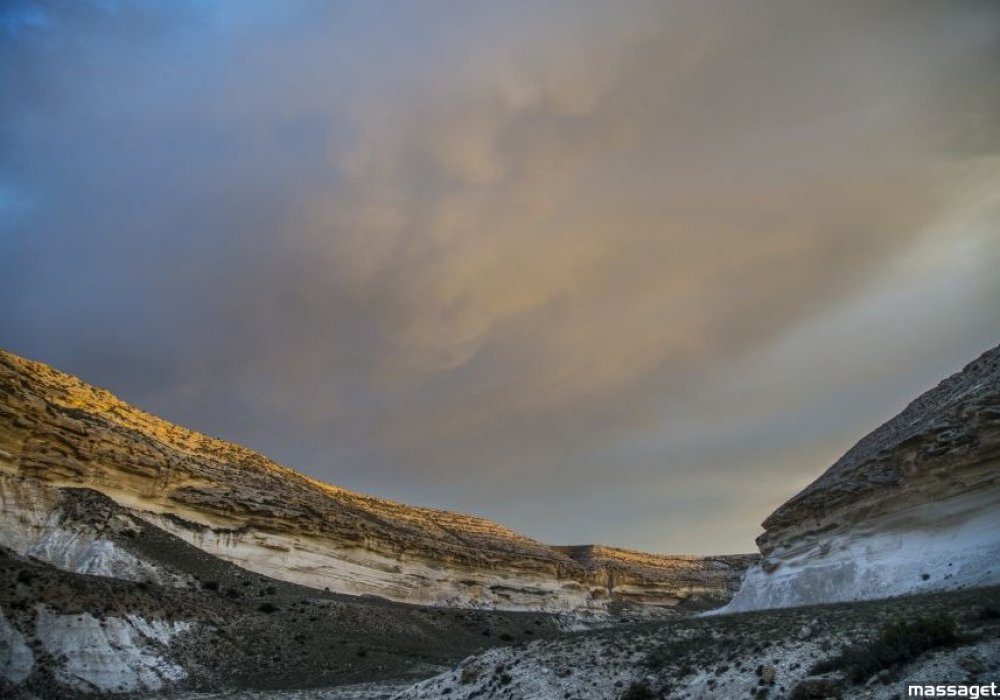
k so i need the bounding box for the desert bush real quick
[644,633,712,671]
[460,664,480,684]
[811,614,958,683]
[978,605,1000,621]
[620,679,655,699]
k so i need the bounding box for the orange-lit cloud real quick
[2,0,998,552]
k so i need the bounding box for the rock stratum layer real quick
[0,349,753,612]
[723,344,1000,612]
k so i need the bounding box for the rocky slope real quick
[722,343,1000,612]
[0,349,753,613]
[397,585,1000,699]
[0,538,565,698]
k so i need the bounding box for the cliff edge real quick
[722,344,1000,612]
[0,349,753,613]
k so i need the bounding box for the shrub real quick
[812,614,958,683]
[620,679,655,699]
[257,602,278,614]
[201,580,219,591]
[645,635,706,671]
[460,665,480,684]
[979,605,1000,621]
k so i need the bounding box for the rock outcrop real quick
[0,349,753,612]
[556,545,754,609]
[0,607,192,694]
[723,344,1000,612]
[0,540,569,697]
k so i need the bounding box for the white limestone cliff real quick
[0,349,753,613]
[720,344,1000,613]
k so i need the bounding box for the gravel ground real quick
[396,585,1000,699]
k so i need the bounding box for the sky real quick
[2,0,998,554]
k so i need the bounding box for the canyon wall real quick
[0,349,752,613]
[722,344,1000,612]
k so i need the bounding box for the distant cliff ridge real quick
[0,349,754,613]
[721,344,1000,612]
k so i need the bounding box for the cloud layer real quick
[2,0,999,552]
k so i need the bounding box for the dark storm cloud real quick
[2,0,998,552]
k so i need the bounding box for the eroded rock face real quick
[0,349,753,612]
[33,609,190,693]
[723,344,1000,612]
[555,546,755,609]
[0,477,192,588]
[0,604,191,694]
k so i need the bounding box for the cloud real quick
[2,0,998,552]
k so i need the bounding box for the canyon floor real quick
[3,533,998,700]
[160,586,1000,699]
[398,586,1000,700]
[0,542,565,699]
[167,585,1000,699]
